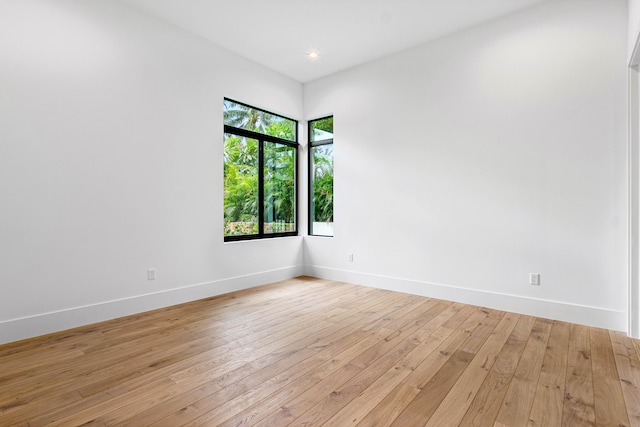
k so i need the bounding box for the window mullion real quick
[258,138,264,236]
[311,138,333,147]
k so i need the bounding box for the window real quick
[309,116,334,236]
[224,99,298,241]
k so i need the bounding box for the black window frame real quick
[224,98,299,242]
[308,115,334,237]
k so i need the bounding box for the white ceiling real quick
[120,0,550,83]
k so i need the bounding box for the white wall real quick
[304,0,629,331]
[630,0,640,63]
[0,0,304,344]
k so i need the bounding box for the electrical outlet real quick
[529,273,540,286]
[148,268,156,280]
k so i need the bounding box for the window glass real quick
[224,99,296,142]
[309,116,334,237]
[224,133,258,237]
[264,142,296,234]
[310,116,333,142]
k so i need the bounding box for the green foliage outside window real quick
[224,100,296,141]
[264,141,295,233]
[310,116,334,236]
[224,134,258,235]
[312,144,333,223]
[311,116,333,141]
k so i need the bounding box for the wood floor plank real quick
[562,323,596,427]
[528,320,571,426]
[401,305,487,391]
[104,330,379,426]
[279,339,418,427]
[0,279,352,396]
[494,317,553,427]
[131,292,417,426]
[211,301,447,427]
[154,333,380,426]
[5,314,324,424]
[26,285,376,426]
[424,312,519,427]
[591,327,631,427]
[207,333,387,427]
[321,304,468,426]
[119,295,404,426]
[354,382,421,427]
[256,302,464,427]
[2,280,370,422]
[458,315,535,427]
[391,349,475,426]
[388,309,502,426]
[609,330,640,426]
[1,277,639,427]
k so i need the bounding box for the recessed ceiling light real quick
[307,50,319,59]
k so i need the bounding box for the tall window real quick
[309,116,334,236]
[224,98,298,241]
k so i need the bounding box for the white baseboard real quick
[1,264,628,346]
[304,265,628,333]
[0,265,304,345]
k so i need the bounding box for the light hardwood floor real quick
[1,276,639,426]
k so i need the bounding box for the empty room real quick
[1,0,640,425]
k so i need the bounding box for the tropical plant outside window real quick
[309,116,334,236]
[224,99,298,241]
